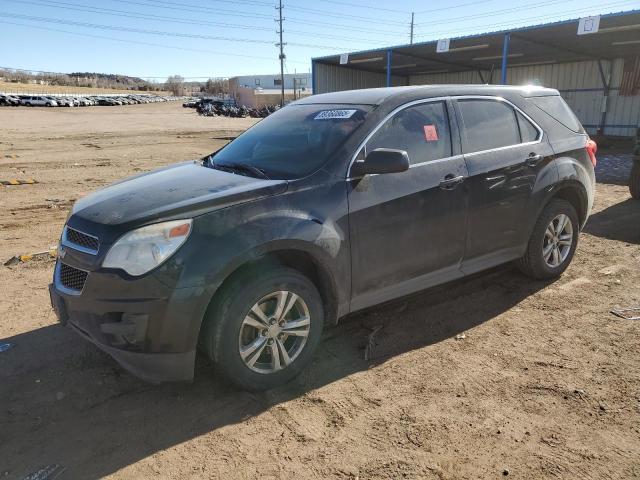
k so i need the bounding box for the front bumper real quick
[49,260,208,383]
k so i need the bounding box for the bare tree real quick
[203,78,229,96]
[165,75,185,96]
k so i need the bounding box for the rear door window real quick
[528,95,583,133]
[457,99,520,153]
[365,101,452,165]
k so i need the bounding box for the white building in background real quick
[230,73,312,92]
[229,73,312,107]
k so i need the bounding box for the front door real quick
[347,99,469,311]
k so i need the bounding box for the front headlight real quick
[103,219,192,276]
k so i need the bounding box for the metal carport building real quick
[311,10,640,137]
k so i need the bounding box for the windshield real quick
[210,104,372,179]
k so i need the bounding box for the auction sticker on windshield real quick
[314,109,357,120]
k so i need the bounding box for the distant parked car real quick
[57,97,74,107]
[0,94,20,106]
[20,95,57,107]
[96,97,118,106]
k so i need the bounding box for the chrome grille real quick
[64,227,99,254]
[59,263,88,291]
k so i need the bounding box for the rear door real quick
[347,98,469,310]
[452,96,554,274]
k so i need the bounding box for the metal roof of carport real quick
[312,9,640,85]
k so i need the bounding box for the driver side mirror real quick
[350,148,410,177]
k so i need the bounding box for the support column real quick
[501,33,510,85]
[386,49,392,87]
[597,59,610,135]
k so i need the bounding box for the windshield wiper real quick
[202,156,270,180]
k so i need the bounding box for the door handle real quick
[526,153,544,167]
[439,174,466,189]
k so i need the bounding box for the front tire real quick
[517,199,579,280]
[201,265,324,391]
[630,161,640,200]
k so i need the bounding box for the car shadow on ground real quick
[583,197,640,244]
[2,265,554,479]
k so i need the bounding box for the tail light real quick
[586,138,597,167]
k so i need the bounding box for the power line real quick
[0,12,356,50]
[415,0,580,26]
[4,0,274,31]
[316,0,411,13]
[414,1,638,38]
[114,0,411,37]
[3,0,394,45]
[415,0,500,14]
[9,0,412,38]
[286,4,409,26]
[111,0,274,20]
[0,19,310,64]
[285,16,409,36]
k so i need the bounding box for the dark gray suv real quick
[49,85,596,390]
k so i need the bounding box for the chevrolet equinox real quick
[50,85,596,390]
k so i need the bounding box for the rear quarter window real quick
[528,95,583,133]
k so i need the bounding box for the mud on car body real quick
[50,85,596,390]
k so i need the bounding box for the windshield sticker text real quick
[314,109,357,120]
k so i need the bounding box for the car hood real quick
[71,161,288,226]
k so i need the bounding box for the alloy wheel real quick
[542,213,573,268]
[238,291,311,374]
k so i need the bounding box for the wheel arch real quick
[549,181,589,228]
[198,241,341,344]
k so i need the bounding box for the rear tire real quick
[200,265,324,391]
[517,199,579,280]
[630,161,640,200]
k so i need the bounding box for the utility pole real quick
[276,0,286,107]
[410,12,414,44]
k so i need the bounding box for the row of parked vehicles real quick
[184,98,279,118]
[0,94,186,107]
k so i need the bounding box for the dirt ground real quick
[1,102,639,480]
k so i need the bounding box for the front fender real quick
[168,176,350,349]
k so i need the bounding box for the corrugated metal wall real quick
[314,63,405,93]
[315,59,640,136]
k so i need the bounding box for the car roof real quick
[294,84,559,106]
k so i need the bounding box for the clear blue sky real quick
[1,0,638,82]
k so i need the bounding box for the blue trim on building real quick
[386,50,392,87]
[501,33,510,85]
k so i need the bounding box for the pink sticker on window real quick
[423,125,438,141]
